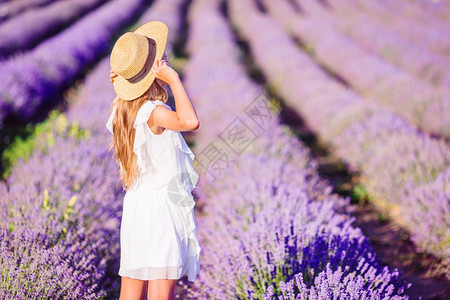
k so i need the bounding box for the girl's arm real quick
[151,59,199,131]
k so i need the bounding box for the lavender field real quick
[0,0,449,299]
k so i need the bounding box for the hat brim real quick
[112,21,168,101]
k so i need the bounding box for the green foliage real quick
[352,183,370,205]
[169,56,187,74]
[378,211,388,222]
[1,110,90,179]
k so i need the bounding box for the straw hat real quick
[110,21,168,101]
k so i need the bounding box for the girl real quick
[107,21,201,300]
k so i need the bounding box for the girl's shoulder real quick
[136,99,171,120]
[136,100,177,136]
[147,99,172,110]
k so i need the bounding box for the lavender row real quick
[0,0,58,24]
[0,0,185,297]
[0,0,145,129]
[303,0,450,90]
[0,108,120,299]
[229,0,450,267]
[0,0,109,59]
[335,0,450,59]
[181,0,411,298]
[377,0,450,31]
[262,0,449,140]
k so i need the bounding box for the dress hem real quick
[118,264,199,282]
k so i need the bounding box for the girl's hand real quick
[110,69,118,83]
[151,59,179,86]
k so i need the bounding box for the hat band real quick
[126,37,156,84]
[127,62,150,83]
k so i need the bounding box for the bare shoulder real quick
[150,104,199,132]
[152,104,172,117]
[146,105,169,135]
[151,104,175,125]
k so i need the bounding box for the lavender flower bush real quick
[353,0,449,57]
[263,259,407,299]
[0,128,120,299]
[262,0,450,139]
[301,0,450,87]
[0,0,56,23]
[228,0,450,268]
[375,0,450,38]
[0,0,108,58]
[0,0,146,128]
[181,0,411,297]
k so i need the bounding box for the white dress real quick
[106,99,201,282]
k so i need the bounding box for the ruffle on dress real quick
[132,100,199,193]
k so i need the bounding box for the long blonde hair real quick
[109,79,169,190]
